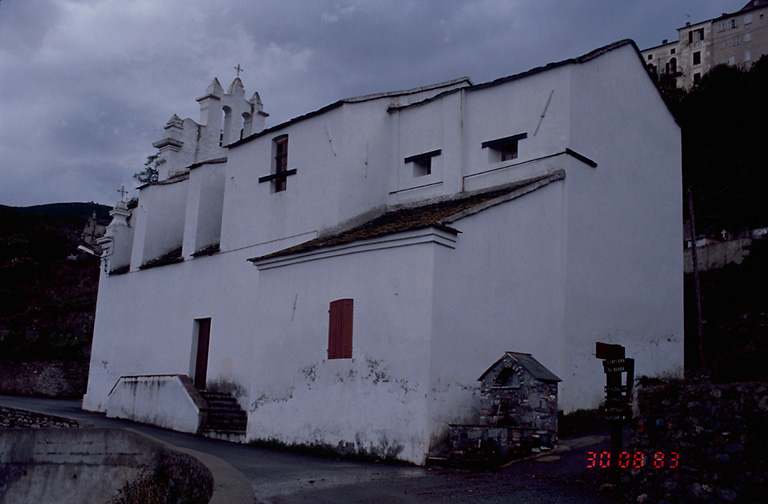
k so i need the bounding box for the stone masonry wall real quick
[0,361,88,398]
[0,406,79,429]
[626,380,768,503]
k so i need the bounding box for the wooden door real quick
[194,318,211,389]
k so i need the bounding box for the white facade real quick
[84,40,683,465]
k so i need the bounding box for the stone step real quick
[205,413,247,425]
[198,390,248,435]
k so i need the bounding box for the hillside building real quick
[642,0,768,88]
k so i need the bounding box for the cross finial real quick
[117,185,128,201]
[234,64,244,78]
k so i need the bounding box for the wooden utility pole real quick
[687,188,706,371]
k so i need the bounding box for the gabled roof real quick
[249,170,564,263]
[478,352,562,383]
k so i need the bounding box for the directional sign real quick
[596,342,625,360]
[603,358,628,373]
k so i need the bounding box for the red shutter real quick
[328,299,353,359]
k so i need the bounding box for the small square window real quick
[413,157,431,177]
[482,133,527,163]
[500,142,519,161]
[647,54,653,61]
[404,149,441,178]
[671,48,676,54]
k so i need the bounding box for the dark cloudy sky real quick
[0,0,745,207]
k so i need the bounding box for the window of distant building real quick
[745,50,752,62]
[670,48,676,54]
[734,35,741,45]
[729,55,737,66]
[666,58,677,74]
[693,51,701,65]
[745,13,753,24]
[689,28,705,43]
[718,22,726,32]
[647,54,653,60]
[693,73,702,85]
[328,299,353,359]
[405,149,441,177]
[729,19,739,29]
[745,32,752,42]
[482,133,527,163]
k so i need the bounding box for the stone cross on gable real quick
[234,64,244,78]
[117,185,128,201]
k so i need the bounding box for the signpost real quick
[596,342,634,477]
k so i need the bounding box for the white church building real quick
[83,40,683,464]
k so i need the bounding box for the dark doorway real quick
[194,318,211,389]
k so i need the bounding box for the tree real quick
[674,58,768,235]
[133,154,159,185]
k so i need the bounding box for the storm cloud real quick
[0,0,739,206]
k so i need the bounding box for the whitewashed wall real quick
[129,179,188,269]
[83,250,259,413]
[560,45,684,411]
[250,235,445,464]
[427,180,566,444]
[183,161,226,258]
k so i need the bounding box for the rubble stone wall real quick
[0,361,88,398]
[628,380,768,502]
[0,406,79,429]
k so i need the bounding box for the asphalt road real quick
[0,395,620,503]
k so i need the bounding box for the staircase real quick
[197,390,248,440]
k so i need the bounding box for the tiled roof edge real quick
[441,169,565,225]
[390,40,637,113]
[230,78,473,148]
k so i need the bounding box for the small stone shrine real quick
[448,352,561,462]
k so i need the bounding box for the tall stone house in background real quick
[642,0,768,88]
[84,40,683,465]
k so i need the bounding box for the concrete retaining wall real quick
[684,237,752,273]
[107,374,205,433]
[0,428,161,504]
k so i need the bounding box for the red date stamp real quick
[587,451,679,469]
